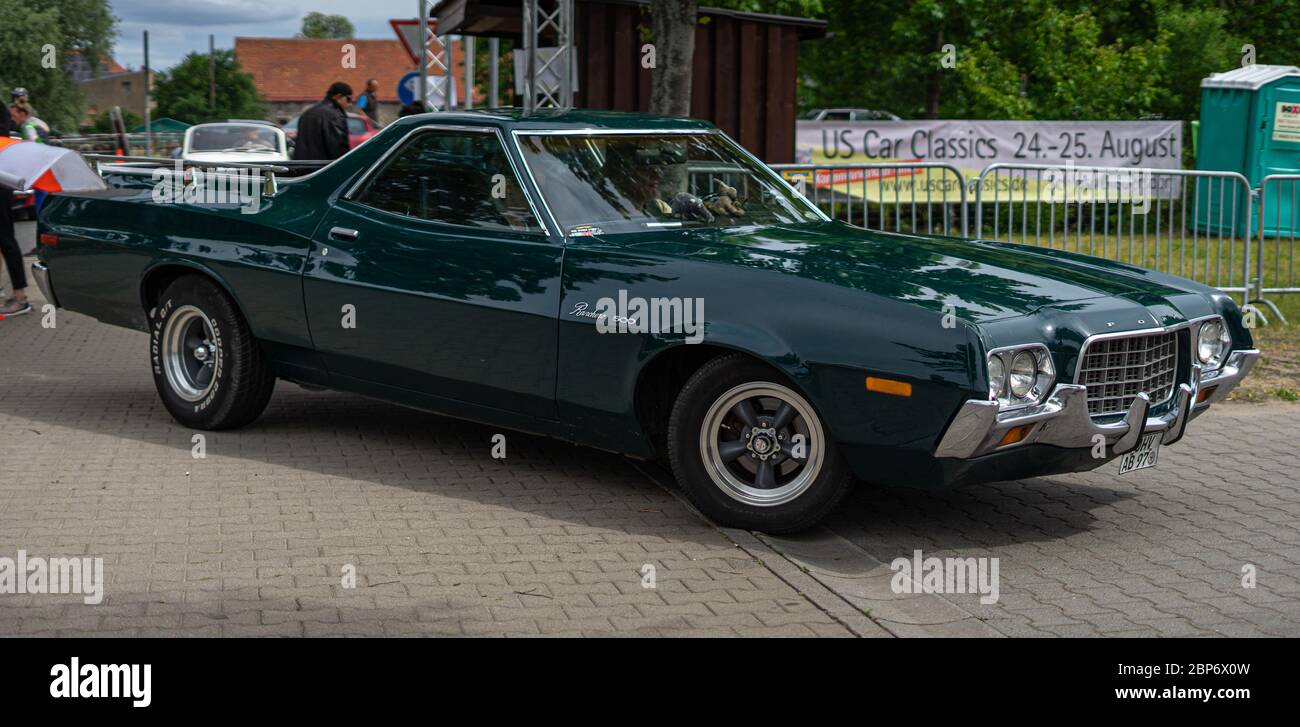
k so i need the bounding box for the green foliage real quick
[0,0,117,132]
[951,41,1032,119]
[300,12,355,39]
[1150,5,1241,120]
[473,39,516,107]
[709,0,824,15]
[89,107,141,133]
[800,0,1300,122]
[152,50,264,124]
[1018,8,1165,119]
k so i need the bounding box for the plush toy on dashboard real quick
[706,181,746,218]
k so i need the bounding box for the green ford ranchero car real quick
[33,110,1259,533]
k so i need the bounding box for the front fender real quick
[555,245,983,466]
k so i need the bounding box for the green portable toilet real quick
[1195,64,1300,237]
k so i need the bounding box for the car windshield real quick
[189,124,280,153]
[517,132,821,235]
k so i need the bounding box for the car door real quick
[302,125,561,420]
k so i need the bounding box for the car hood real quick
[608,222,1207,324]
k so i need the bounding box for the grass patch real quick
[1232,294,1300,403]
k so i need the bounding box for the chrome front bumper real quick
[30,261,56,307]
[935,349,1260,460]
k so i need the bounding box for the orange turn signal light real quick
[865,376,912,397]
[998,424,1035,447]
[1197,386,1217,403]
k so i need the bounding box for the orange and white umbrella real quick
[0,137,105,193]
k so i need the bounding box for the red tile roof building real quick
[235,37,469,123]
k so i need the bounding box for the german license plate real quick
[1117,432,1161,474]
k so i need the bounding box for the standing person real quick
[9,102,51,213]
[292,82,352,161]
[10,102,49,143]
[0,180,29,317]
[0,91,13,137]
[10,87,29,115]
[356,78,380,124]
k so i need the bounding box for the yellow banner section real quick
[780,163,969,204]
[781,162,1180,205]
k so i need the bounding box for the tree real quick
[712,0,823,15]
[473,38,516,107]
[1149,5,1240,121]
[0,0,116,132]
[799,0,1300,123]
[301,12,355,39]
[648,0,699,118]
[153,50,264,124]
[644,0,822,117]
[89,107,141,133]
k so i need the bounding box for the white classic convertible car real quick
[180,121,290,165]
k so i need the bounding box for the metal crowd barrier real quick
[1256,175,1300,323]
[60,132,185,158]
[772,162,968,237]
[974,164,1255,299]
[772,160,1300,313]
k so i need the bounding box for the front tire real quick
[150,275,275,429]
[667,354,852,533]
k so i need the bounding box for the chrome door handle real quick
[329,227,359,241]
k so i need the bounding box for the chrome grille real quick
[1077,331,1178,416]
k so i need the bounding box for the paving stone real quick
[824,401,1300,637]
[5,263,1297,637]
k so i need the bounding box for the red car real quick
[283,112,381,151]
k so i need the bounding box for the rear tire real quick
[149,275,275,429]
[667,354,852,533]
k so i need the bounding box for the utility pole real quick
[143,30,152,156]
[417,2,428,109]
[209,35,216,113]
[464,36,475,110]
[488,37,499,108]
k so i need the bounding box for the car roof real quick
[388,108,716,133]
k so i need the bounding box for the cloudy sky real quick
[112,0,418,70]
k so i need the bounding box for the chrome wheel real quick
[699,382,825,507]
[162,305,219,402]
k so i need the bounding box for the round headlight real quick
[1197,320,1228,365]
[987,355,1005,399]
[1009,351,1037,398]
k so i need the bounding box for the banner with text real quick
[790,120,1184,203]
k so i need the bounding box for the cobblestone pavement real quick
[2,250,1297,636]
[823,402,1300,636]
[0,280,858,637]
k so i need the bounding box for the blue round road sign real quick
[398,71,421,107]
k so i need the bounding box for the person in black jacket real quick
[0,89,22,316]
[292,82,353,161]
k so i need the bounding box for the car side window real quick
[355,129,544,233]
